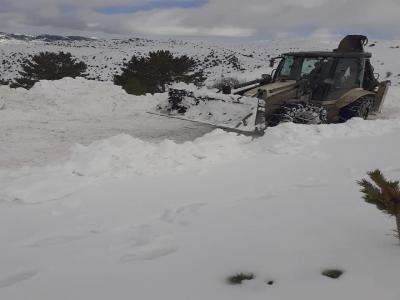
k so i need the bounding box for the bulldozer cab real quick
[274,51,376,102]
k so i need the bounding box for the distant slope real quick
[0,33,399,86]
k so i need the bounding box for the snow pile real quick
[261,117,400,152]
[64,130,253,177]
[154,84,259,132]
[0,77,163,118]
[1,84,400,204]
[381,84,400,119]
[0,130,253,203]
[0,78,215,168]
[3,109,400,204]
[1,78,399,204]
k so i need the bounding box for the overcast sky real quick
[0,0,399,39]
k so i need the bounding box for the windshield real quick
[275,55,325,80]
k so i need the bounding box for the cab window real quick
[332,58,362,89]
[301,58,321,77]
[278,56,294,78]
[327,58,363,100]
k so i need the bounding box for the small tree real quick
[13,51,87,89]
[114,50,204,95]
[358,169,400,240]
[0,77,9,86]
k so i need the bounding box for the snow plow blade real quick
[151,89,266,136]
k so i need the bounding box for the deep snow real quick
[0,78,214,168]
[1,114,400,300]
[1,36,400,300]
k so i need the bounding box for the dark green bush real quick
[226,272,254,285]
[12,51,87,89]
[322,269,344,279]
[114,50,204,95]
[0,77,9,86]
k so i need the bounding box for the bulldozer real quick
[154,35,390,135]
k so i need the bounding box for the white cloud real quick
[0,0,399,39]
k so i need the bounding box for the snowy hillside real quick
[1,33,399,85]
[0,35,400,300]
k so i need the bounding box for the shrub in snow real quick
[226,54,243,71]
[12,52,87,89]
[226,272,254,285]
[210,76,240,92]
[322,269,344,279]
[0,77,9,85]
[113,50,205,95]
[358,169,400,240]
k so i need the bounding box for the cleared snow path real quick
[0,78,214,168]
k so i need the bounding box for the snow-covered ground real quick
[0,78,215,168]
[1,34,399,86]
[0,36,400,299]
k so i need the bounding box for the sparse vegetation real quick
[226,54,243,71]
[114,50,205,95]
[0,77,9,85]
[226,272,255,285]
[322,269,344,279]
[358,169,400,240]
[12,51,87,89]
[210,76,240,91]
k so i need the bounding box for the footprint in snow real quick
[106,225,176,262]
[238,194,278,203]
[21,233,90,247]
[294,182,328,189]
[161,203,205,226]
[161,210,174,224]
[0,270,40,289]
[120,235,177,262]
[294,178,328,189]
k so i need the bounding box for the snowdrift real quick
[154,86,259,132]
[0,77,163,118]
[0,78,216,168]
[0,78,400,204]
[2,115,400,204]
